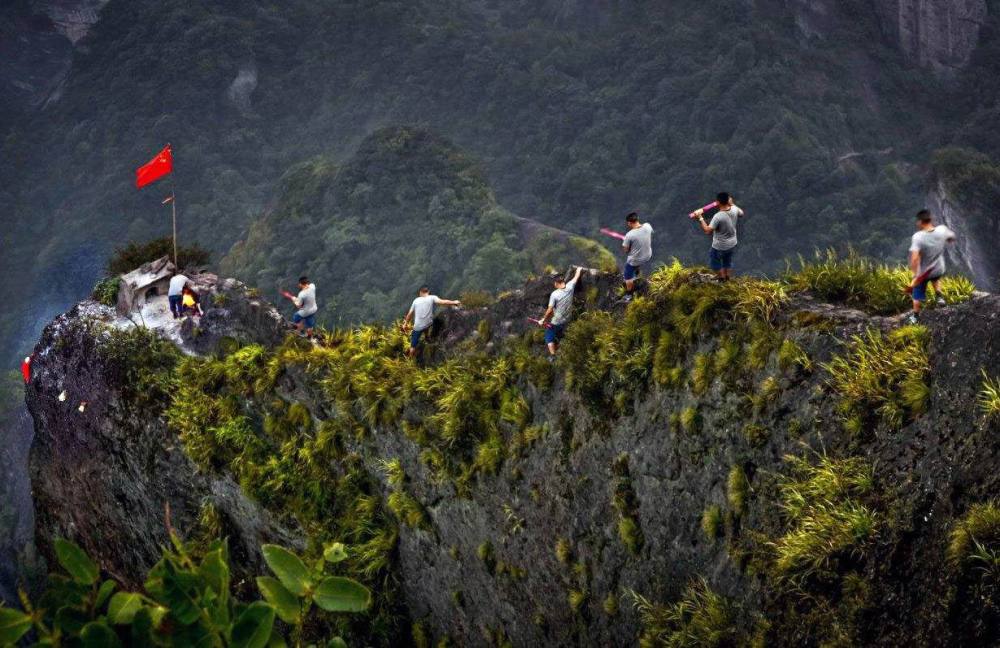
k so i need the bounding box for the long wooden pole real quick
[171,192,178,268]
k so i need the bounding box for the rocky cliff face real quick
[25,275,300,592]
[0,404,38,605]
[786,0,987,74]
[0,0,107,112]
[874,0,987,73]
[926,177,1000,291]
[24,266,1000,646]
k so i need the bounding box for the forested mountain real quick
[222,127,615,327]
[2,0,1000,364]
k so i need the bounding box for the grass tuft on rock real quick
[979,371,1000,421]
[769,453,876,582]
[948,501,1000,567]
[631,579,738,648]
[824,325,930,432]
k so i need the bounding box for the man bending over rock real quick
[403,287,462,358]
[282,276,318,338]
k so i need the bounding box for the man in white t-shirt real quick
[167,273,189,319]
[403,287,462,357]
[281,276,318,338]
[540,266,584,357]
[905,209,956,324]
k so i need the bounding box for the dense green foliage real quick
[786,251,975,315]
[5,0,1000,364]
[0,537,369,647]
[221,128,615,328]
[107,238,212,275]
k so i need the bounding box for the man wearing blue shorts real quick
[905,210,955,325]
[283,276,318,338]
[541,266,584,357]
[621,212,653,300]
[692,192,744,281]
[403,287,462,358]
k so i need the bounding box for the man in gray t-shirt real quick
[905,209,956,324]
[540,266,584,357]
[692,192,745,281]
[403,287,462,358]
[621,212,653,299]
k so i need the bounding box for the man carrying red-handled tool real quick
[539,266,584,358]
[691,192,744,281]
[904,209,955,325]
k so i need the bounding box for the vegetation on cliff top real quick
[42,252,984,645]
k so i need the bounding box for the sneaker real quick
[547,355,556,364]
[936,296,946,307]
[621,294,633,303]
[903,313,919,326]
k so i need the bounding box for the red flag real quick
[136,145,172,188]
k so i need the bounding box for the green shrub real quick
[691,353,714,395]
[742,424,768,447]
[680,407,701,434]
[824,325,930,431]
[555,538,572,564]
[568,589,589,614]
[604,592,620,616]
[107,237,211,274]
[91,276,120,306]
[619,516,643,555]
[631,579,737,648]
[938,275,976,304]
[459,290,494,309]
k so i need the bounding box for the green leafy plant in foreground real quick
[0,537,370,647]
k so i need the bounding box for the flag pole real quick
[171,191,178,268]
